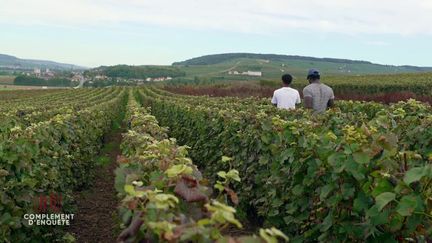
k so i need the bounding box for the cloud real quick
[0,0,431,35]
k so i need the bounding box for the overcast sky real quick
[0,0,431,67]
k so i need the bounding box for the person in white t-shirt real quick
[271,74,301,109]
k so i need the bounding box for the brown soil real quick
[69,128,124,243]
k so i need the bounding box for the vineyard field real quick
[0,76,15,84]
[139,87,432,241]
[0,87,431,242]
[164,72,432,104]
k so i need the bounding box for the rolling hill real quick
[0,53,87,70]
[173,53,432,79]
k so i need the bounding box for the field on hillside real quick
[175,56,432,80]
[0,75,15,84]
[1,86,431,242]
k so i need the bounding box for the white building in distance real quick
[146,77,173,82]
[71,74,85,82]
[228,70,262,77]
[34,68,41,76]
[244,71,262,76]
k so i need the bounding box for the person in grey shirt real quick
[303,69,335,113]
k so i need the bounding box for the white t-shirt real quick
[271,87,301,109]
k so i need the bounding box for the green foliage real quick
[139,86,432,241]
[95,156,111,167]
[92,65,186,79]
[2,85,431,241]
[115,92,286,242]
[14,75,46,85]
[14,75,72,87]
[0,88,128,242]
[264,73,432,96]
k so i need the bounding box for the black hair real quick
[281,74,293,85]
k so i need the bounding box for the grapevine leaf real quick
[320,211,333,232]
[404,166,427,185]
[352,152,370,164]
[217,171,227,179]
[165,164,193,178]
[124,185,135,196]
[226,170,241,182]
[396,195,418,216]
[319,184,334,200]
[375,192,395,211]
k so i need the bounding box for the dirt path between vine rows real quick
[69,127,124,243]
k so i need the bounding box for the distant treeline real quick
[87,65,186,79]
[14,76,72,86]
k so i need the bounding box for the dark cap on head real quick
[308,69,320,76]
[307,69,320,80]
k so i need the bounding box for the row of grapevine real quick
[150,86,388,119]
[165,72,432,104]
[0,89,68,101]
[1,88,122,132]
[305,73,432,96]
[1,88,111,114]
[0,88,128,242]
[1,89,90,110]
[138,87,432,241]
[258,73,432,96]
[114,90,288,242]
